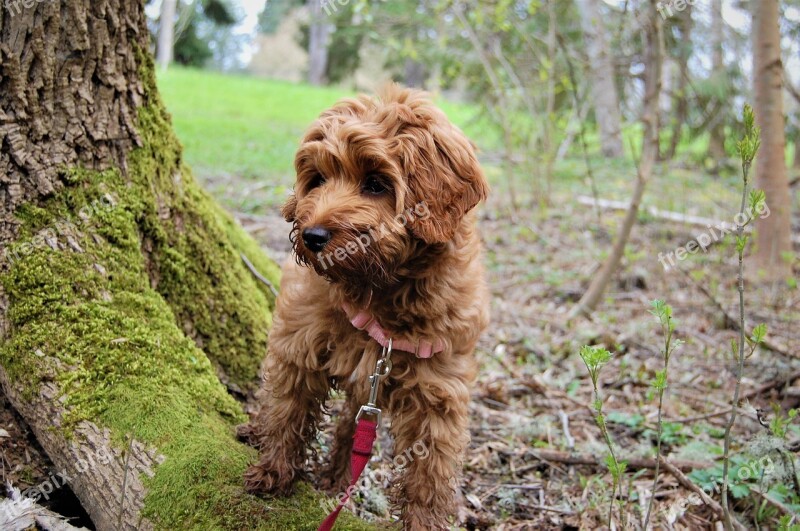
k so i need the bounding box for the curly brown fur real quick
[243,84,490,530]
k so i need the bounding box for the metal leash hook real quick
[356,338,393,425]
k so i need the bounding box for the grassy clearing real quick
[158,68,774,224]
[157,67,501,211]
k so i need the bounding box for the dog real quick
[241,84,490,530]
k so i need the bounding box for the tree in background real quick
[153,0,239,69]
[257,0,298,34]
[707,0,728,161]
[662,2,694,161]
[575,0,624,158]
[306,0,332,85]
[752,0,793,281]
[298,0,365,85]
[157,0,178,69]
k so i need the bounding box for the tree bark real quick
[307,0,331,86]
[0,0,367,529]
[752,0,793,280]
[575,0,624,158]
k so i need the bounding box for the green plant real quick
[720,104,768,531]
[769,406,798,439]
[579,345,627,528]
[777,513,800,531]
[643,422,687,446]
[644,299,683,528]
[607,411,645,429]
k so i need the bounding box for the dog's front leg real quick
[387,367,472,531]
[244,353,329,496]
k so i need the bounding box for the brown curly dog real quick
[241,84,490,530]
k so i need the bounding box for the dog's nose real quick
[302,226,332,252]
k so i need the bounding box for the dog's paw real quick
[235,423,257,447]
[317,472,350,496]
[402,505,450,531]
[243,462,296,497]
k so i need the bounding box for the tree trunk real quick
[664,5,693,161]
[752,0,793,280]
[403,58,426,89]
[708,0,727,161]
[570,0,664,318]
[0,0,369,529]
[575,0,624,158]
[307,0,331,86]
[156,0,177,70]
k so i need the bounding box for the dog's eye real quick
[363,175,389,196]
[308,173,326,190]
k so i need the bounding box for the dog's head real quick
[283,84,488,287]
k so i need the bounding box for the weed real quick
[579,345,627,528]
[720,104,767,530]
[644,299,683,527]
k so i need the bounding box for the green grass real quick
[158,68,351,182]
[157,67,500,195]
[158,67,796,221]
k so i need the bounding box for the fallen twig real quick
[669,408,732,424]
[576,196,800,245]
[656,456,748,531]
[240,253,279,298]
[530,448,709,473]
[742,369,800,400]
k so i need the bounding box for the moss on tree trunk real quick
[0,1,374,529]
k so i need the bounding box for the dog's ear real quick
[402,125,489,244]
[281,193,297,222]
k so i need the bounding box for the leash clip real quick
[356,339,393,425]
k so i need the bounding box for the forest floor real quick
[230,187,800,530]
[2,70,799,530]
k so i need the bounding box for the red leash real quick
[317,418,377,531]
[318,340,393,531]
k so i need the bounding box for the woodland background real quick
[0,0,799,530]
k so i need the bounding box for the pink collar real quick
[341,303,445,358]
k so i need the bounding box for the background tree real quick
[662,3,694,161]
[752,0,793,280]
[156,0,178,70]
[154,0,239,69]
[708,0,728,161]
[306,0,332,85]
[575,0,624,158]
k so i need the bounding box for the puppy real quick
[242,84,490,530]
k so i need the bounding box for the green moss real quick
[129,94,279,390]
[0,52,376,529]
